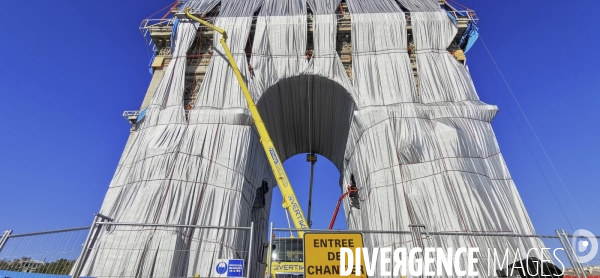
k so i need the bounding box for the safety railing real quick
[122,110,139,118]
[446,9,479,23]
[140,10,478,33]
[139,18,177,49]
[139,9,479,72]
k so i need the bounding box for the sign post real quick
[304,233,367,278]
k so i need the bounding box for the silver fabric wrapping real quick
[341,1,548,277]
[86,0,547,276]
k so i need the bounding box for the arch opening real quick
[267,153,348,230]
[256,75,357,173]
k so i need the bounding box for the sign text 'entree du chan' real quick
[303,233,367,278]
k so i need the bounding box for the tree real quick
[33,259,76,275]
[0,259,21,271]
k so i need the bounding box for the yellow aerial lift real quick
[184,9,308,278]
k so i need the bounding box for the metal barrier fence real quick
[71,215,256,278]
[0,227,90,276]
[0,216,256,278]
[2,221,598,278]
[269,225,600,278]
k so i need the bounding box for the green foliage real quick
[0,258,75,275]
[0,259,19,271]
[34,259,76,275]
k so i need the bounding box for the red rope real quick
[427,118,474,248]
[160,1,180,20]
[146,1,179,20]
[446,0,472,11]
[186,122,222,247]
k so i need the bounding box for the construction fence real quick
[1,220,598,278]
[270,226,599,278]
[0,226,89,277]
[0,214,255,278]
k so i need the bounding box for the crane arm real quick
[184,9,309,236]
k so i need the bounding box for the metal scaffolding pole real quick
[306,153,317,227]
[0,230,12,253]
[556,230,583,278]
[246,222,254,278]
[563,230,588,278]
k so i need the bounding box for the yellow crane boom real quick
[184,9,309,236]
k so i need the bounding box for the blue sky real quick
[0,0,598,249]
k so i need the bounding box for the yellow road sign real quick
[304,233,367,278]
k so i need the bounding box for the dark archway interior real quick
[256,75,356,174]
